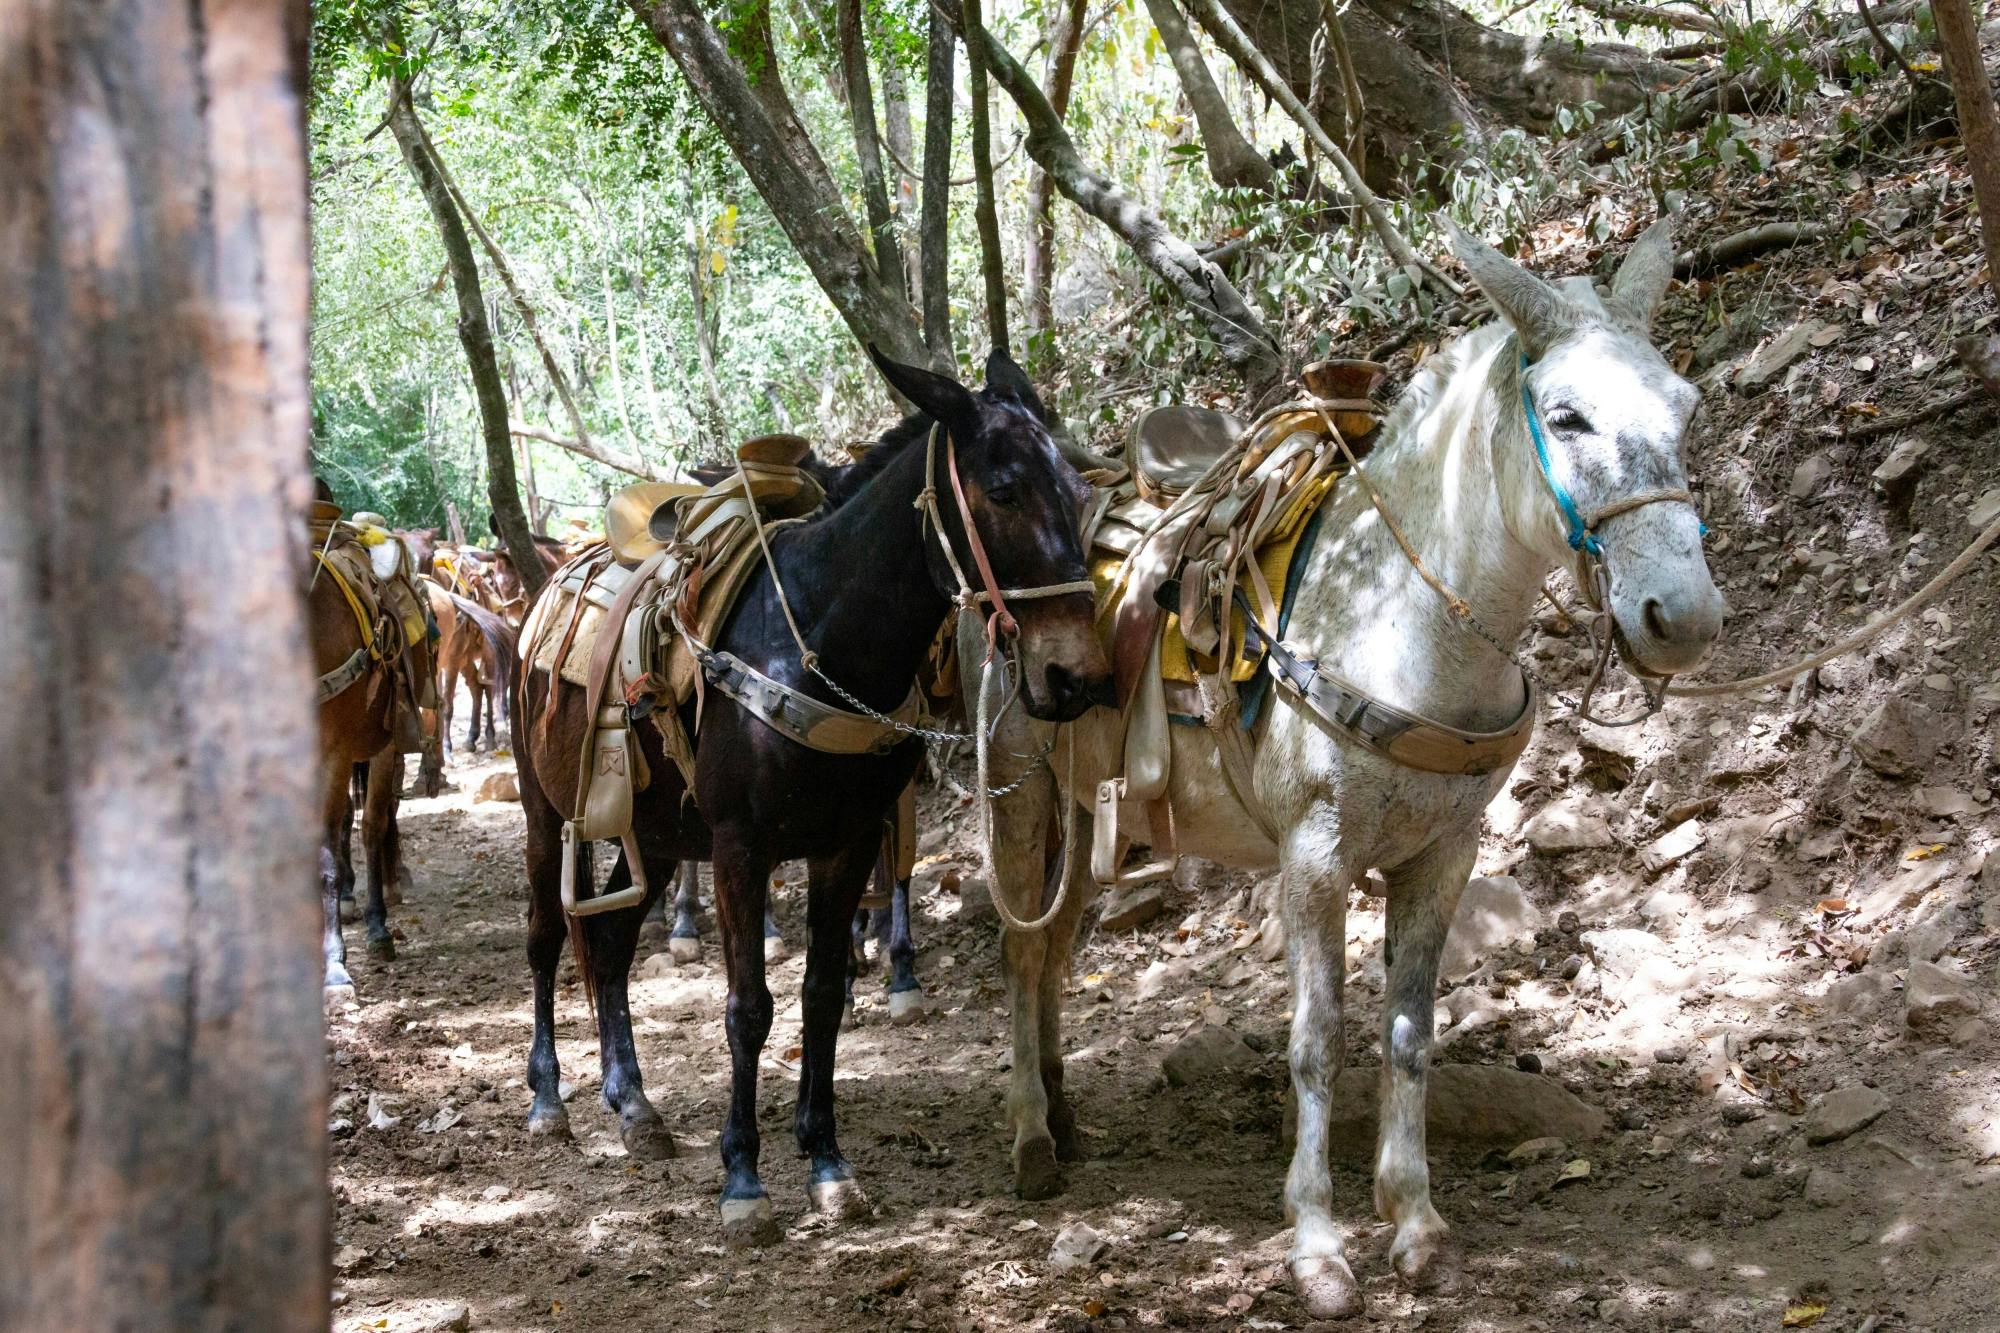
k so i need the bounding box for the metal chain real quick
[806,660,975,744]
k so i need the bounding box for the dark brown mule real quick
[427,581,518,754]
[512,350,1111,1243]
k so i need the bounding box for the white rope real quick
[974,650,1077,934]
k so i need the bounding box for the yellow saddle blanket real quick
[1091,470,1336,684]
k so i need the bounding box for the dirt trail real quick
[330,118,2000,1330]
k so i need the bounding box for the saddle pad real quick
[1091,472,1336,685]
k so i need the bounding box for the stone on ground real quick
[1850,699,1939,778]
[1439,875,1541,982]
[1905,960,1981,1038]
[1100,881,1167,932]
[1802,1085,1890,1145]
[956,873,996,925]
[1285,1064,1607,1161]
[1162,1023,1260,1087]
[636,952,673,979]
[474,769,520,803]
[1523,799,1614,854]
[1047,1221,1110,1272]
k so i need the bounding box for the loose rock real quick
[1099,882,1167,932]
[1851,699,1939,778]
[1439,875,1542,982]
[474,770,520,804]
[1047,1221,1110,1272]
[1906,960,1981,1038]
[1162,1024,1260,1087]
[1523,799,1615,855]
[1802,1085,1891,1145]
[956,874,996,925]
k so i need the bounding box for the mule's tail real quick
[447,589,520,706]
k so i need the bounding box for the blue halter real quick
[1519,352,1703,558]
[1518,353,1601,557]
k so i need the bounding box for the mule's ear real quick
[1440,217,1573,359]
[868,343,980,436]
[984,347,1049,421]
[1607,218,1675,337]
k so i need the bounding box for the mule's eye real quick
[988,484,1023,508]
[1547,406,1590,434]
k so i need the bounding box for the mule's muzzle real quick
[1017,598,1114,722]
[1618,579,1725,675]
[1040,660,1116,720]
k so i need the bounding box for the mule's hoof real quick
[888,989,926,1027]
[526,1107,573,1141]
[389,868,412,908]
[668,936,701,964]
[366,935,396,962]
[763,935,790,963]
[841,1001,859,1033]
[621,1115,677,1160]
[1391,1225,1459,1293]
[719,1196,781,1248]
[1015,1137,1064,1201]
[324,982,357,1011]
[1051,1124,1087,1165]
[808,1177,871,1220]
[1291,1255,1364,1320]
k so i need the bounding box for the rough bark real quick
[921,9,959,366]
[1144,0,1278,193]
[1185,0,1453,291]
[388,81,547,601]
[0,1,327,1327]
[630,0,931,368]
[964,0,1013,354]
[735,0,847,208]
[838,0,904,297]
[1218,0,1681,181]
[880,39,922,296]
[1024,0,1091,331]
[1934,0,2000,304]
[971,20,1283,386]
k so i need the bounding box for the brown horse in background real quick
[426,581,518,754]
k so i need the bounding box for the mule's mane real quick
[1372,319,1511,450]
[814,412,929,511]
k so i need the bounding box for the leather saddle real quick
[604,434,825,566]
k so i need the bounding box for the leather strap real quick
[316,646,371,703]
[572,548,669,819]
[693,645,918,755]
[943,431,1017,643]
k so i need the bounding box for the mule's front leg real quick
[714,838,782,1246]
[588,849,676,1160]
[321,845,355,1000]
[523,811,573,1139]
[359,744,399,959]
[1281,827,1363,1319]
[883,868,925,1026]
[1375,835,1475,1291]
[796,837,877,1219]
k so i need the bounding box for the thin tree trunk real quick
[735,0,848,210]
[969,20,1284,387]
[426,127,599,460]
[963,0,1012,354]
[630,0,931,367]
[632,198,672,446]
[423,390,471,544]
[1317,0,1366,178]
[0,2,327,1327]
[880,42,922,297]
[686,200,733,450]
[838,0,904,297]
[1182,0,1455,293]
[508,423,667,478]
[387,80,547,599]
[1934,0,2000,304]
[921,9,959,366]
[1023,0,1089,333]
[1143,0,1277,193]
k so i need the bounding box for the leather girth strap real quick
[692,646,918,754]
[1238,603,1536,777]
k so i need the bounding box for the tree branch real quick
[1568,0,1722,35]
[509,423,666,480]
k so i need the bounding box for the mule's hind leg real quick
[321,758,357,998]
[520,737,573,1140]
[586,847,676,1161]
[795,835,877,1219]
[359,742,400,958]
[668,861,704,963]
[883,867,924,1027]
[713,833,782,1246]
[1374,834,1475,1291]
[1280,821,1364,1320]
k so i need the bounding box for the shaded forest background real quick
[310,0,1945,533]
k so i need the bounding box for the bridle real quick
[1516,350,1702,726]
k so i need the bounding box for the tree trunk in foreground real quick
[920,9,959,366]
[0,2,327,1328]
[632,0,931,369]
[388,81,546,601]
[1023,0,1090,332]
[964,0,1012,355]
[1144,0,1277,194]
[1934,0,2000,304]
[972,20,1283,387]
